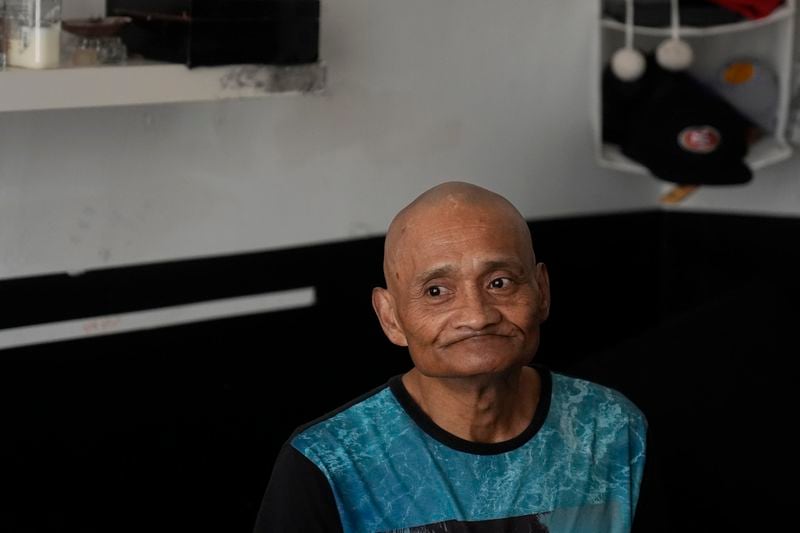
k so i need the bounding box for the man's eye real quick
[427,286,442,297]
[490,277,511,289]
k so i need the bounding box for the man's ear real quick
[372,287,409,347]
[535,262,551,322]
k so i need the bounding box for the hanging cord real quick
[611,0,645,81]
[625,0,635,50]
[670,0,681,42]
[656,0,693,71]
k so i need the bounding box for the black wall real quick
[2,211,796,532]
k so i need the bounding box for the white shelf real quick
[0,61,326,112]
[594,0,796,177]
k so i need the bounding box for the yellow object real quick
[723,62,755,85]
[660,185,699,204]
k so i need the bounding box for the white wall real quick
[62,0,105,19]
[1,0,676,281]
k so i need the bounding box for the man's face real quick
[375,206,549,379]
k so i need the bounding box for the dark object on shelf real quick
[106,0,319,68]
[603,0,745,27]
[62,16,132,38]
[603,54,755,185]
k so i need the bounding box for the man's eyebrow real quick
[482,259,526,273]
[413,259,526,286]
[414,265,457,286]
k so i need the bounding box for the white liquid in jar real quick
[8,24,61,69]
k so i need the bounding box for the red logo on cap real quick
[678,126,721,154]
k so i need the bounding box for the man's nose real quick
[453,288,501,330]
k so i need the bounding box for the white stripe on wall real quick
[0,287,316,351]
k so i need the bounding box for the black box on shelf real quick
[105,0,319,67]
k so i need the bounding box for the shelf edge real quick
[0,62,327,113]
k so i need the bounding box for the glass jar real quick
[71,36,100,66]
[97,36,126,65]
[71,35,127,66]
[6,0,61,69]
[62,16,130,67]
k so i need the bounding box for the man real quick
[255,181,647,532]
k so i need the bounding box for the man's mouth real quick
[444,332,510,348]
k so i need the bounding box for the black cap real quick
[604,55,754,185]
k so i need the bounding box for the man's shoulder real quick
[550,370,647,427]
[288,377,403,457]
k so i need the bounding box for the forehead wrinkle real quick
[415,256,528,285]
[382,181,536,287]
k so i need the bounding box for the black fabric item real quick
[603,0,744,26]
[631,426,673,532]
[602,65,656,146]
[253,443,343,533]
[604,55,754,185]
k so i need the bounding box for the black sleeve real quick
[632,427,672,533]
[253,443,343,533]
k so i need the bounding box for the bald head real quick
[383,181,534,288]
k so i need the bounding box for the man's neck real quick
[402,366,541,444]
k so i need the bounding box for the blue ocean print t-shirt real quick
[284,368,647,533]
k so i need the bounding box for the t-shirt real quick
[255,367,647,532]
